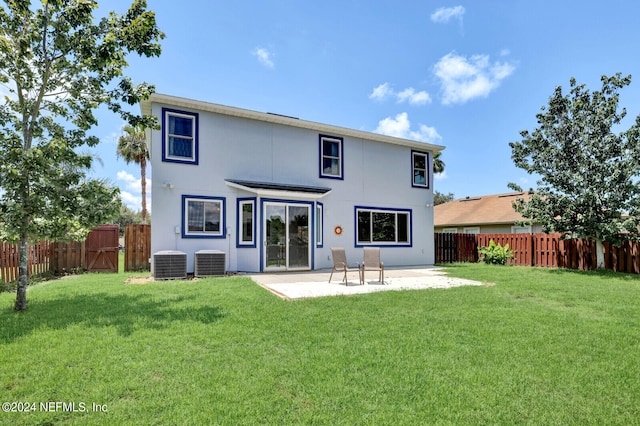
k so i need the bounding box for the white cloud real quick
[434,170,447,180]
[374,112,441,144]
[430,5,465,24]
[396,88,432,105]
[369,83,431,105]
[369,82,394,101]
[120,190,140,206]
[433,52,515,105]
[253,47,274,68]
[116,169,151,210]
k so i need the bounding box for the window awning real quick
[225,179,332,200]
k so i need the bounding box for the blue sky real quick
[91,0,640,211]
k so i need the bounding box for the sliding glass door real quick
[264,202,310,271]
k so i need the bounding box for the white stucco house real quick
[141,94,445,274]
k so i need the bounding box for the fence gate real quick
[124,224,151,271]
[84,224,119,272]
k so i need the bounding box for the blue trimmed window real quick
[411,151,429,188]
[319,134,343,179]
[355,207,411,246]
[182,195,225,238]
[163,108,199,164]
[237,198,256,247]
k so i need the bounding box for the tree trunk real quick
[141,157,147,223]
[14,235,29,311]
[595,239,605,270]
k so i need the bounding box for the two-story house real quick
[141,94,445,274]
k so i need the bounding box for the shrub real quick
[478,240,515,265]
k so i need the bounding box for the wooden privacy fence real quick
[124,224,151,271]
[0,241,52,283]
[435,232,640,274]
[1,224,129,283]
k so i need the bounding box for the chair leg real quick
[329,268,334,283]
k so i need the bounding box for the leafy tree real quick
[509,73,640,269]
[117,124,149,223]
[434,191,455,206]
[115,204,144,236]
[0,0,164,310]
[433,151,445,174]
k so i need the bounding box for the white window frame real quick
[411,150,429,188]
[463,227,480,235]
[355,207,412,247]
[319,134,344,179]
[443,228,458,233]
[182,195,225,238]
[163,108,198,164]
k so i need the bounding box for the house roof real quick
[434,192,531,227]
[140,93,446,153]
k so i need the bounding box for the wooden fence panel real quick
[50,241,84,274]
[1,241,52,283]
[434,233,477,263]
[84,224,119,272]
[124,224,151,271]
[0,242,19,283]
[534,233,559,268]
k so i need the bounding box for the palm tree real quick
[117,124,149,223]
[433,151,445,174]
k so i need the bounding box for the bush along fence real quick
[435,232,640,274]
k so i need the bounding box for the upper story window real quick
[163,108,199,164]
[411,151,429,188]
[182,195,225,238]
[319,134,344,180]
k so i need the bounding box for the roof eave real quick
[141,93,446,152]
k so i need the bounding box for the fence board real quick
[124,224,151,271]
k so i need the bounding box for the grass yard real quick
[1,264,639,425]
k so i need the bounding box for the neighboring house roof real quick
[434,192,532,227]
[140,93,446,153]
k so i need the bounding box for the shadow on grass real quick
[0,292,224,343]
[545,267,640,282]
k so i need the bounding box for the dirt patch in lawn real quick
[124,276,154,285]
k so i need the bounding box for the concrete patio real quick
[249,266,483,300]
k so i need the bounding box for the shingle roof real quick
[434,192,531,227]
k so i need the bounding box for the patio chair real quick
[361,247,385,284]
[329,247,362,285]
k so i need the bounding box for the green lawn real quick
[1,264,639,425]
